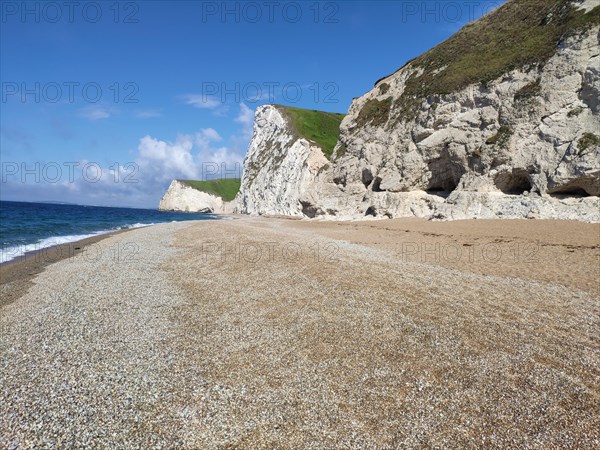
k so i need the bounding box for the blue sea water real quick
[0,201,218,263]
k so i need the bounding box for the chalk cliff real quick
[159,180,233,214]
[235,0,600,221]
[234,105,333,216]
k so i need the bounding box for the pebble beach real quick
[1,217,599,448]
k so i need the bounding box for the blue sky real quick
[1,0,504,208]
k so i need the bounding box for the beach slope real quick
[1,218,598,448]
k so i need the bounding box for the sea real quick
[0,201,218,264]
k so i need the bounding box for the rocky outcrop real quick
[232,0,599,222]
[159,180,233,213]
[235,105,330,216]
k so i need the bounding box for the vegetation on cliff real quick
[179,179,241,202]
[369,0,600,122]
[275,105,345,160]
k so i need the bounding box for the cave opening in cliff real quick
[300,201,319,218]
[427,155,462,194]
[494,169,532,195]
[371,177,383,192]
[365,207,377,217]
[425,189,451,198]
[425,179,458,194]
[548,186,592,198]
[362,168,374,188]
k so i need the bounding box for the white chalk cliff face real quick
[159,180,232,214]
[235,105,329,216]
[236,15,599,221]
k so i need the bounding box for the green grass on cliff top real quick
[275,105,345,159]
[375,0,600,120]
[178,178,240,202]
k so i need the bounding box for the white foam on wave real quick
[120,222,154,229]
[1,233,103,264]
[0,222,156,264]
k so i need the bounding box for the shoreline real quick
[1,216,598,311]
[0,229,133,310]
[0,215,229,309]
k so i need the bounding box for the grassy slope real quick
[370,0,600,122]
[178,179,241,202]
[275,105,346,159]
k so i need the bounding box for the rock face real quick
[159,180,232,214]
[235,1,599,222]
[235,105,330,216]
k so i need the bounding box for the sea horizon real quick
[0,200,217,264]
[2,199,163,210]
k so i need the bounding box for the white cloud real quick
[235,103,254,127]
[202,146,243,171]
[137,134,199,180]
[195,128,223,151]
[134,125,244,189]
[182,94,221,109]
[79,106,111,120]
[2,105,257,208]
[181,94,231,116]
[235,103,255,140]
